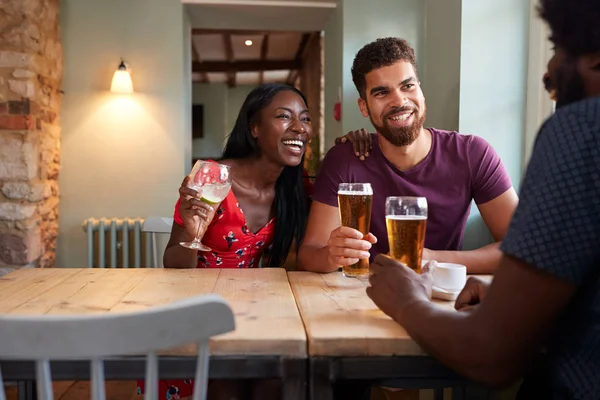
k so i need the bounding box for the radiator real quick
[82,218,152,268]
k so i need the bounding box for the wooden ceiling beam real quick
[223,33,236,88]
[285,33,312,86]
[193,59,301,73]
[259,34,269,85]
[191,39,209,83]
[191,31,317,86]
[295,33,311,61]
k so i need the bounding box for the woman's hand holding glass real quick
[179,161,232,251]
[177,176,218,243]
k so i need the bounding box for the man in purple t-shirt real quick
[298,37,518,274]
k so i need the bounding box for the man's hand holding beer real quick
[367,254,434,323]
[326,226,377,267]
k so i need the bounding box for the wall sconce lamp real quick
[110,59,134,93]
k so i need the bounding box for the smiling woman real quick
[163,83,312,271]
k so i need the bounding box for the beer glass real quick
[337,183,373,278]
[385,196,428,273]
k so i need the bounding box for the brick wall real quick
[0,0,62,271]
[299,33,324,178]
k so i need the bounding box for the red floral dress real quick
[176,189,277,269]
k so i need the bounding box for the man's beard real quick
[369,106,426,147]
[554,61,586,109]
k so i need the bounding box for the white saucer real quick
[432,285,460,301]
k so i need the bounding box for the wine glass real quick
[180,160,232,251]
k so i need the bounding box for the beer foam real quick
[385,215,427,220]
[338,190,373,195]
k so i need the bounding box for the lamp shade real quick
[110,60,133,93]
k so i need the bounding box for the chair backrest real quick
[0,294,235,400]
[142,217,174,268]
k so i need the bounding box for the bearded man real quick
[299,37,518,274]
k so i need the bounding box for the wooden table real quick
[0,268,307,400]
[289,271,479,400]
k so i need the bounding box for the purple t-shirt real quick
[312,128,512,257]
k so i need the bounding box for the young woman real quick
[165,83,313,271]
[137,83,311,400]
[140,83,370,400]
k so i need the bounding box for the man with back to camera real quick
[298,37,519,274]
[367,0,600,398]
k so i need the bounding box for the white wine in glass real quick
[180,161,232,251]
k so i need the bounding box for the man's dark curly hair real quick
[351,37,418,99]
[538,0,600,57]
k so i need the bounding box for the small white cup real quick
[432,262,467,292]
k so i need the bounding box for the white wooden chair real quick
[0,294,235,400]
[142,217,174,268]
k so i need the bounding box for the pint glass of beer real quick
[385,196,428,273]
[337,183,373,278]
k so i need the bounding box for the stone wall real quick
[0,0,62,270]
[299,33,324,177]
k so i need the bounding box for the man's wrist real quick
[393,297,432,326]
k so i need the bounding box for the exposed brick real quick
[1,181,50,202]
[1,182,30,200]
[0,229,42,265]
[15,216,39,231]
[8,79,35,99]
[8,99,30,114]
[23,141,37,178]
[0,115,35,130]
[0,135,37,180]
[0,220,15,230]
[12,69,35,79]
[0,0,62,268]
[0,134,24,162]
[0,51,35,68]
[29,181,52,202]
[0,163,31,180]
[0,202,36,220]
